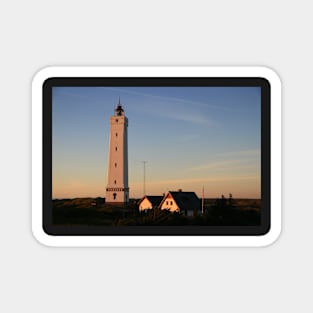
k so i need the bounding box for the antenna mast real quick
[141,161,147,196]
[202,185,204,214]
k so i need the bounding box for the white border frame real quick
[32,66,281,247]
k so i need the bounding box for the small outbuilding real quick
[138,195,164,212]
[159,191,200,217]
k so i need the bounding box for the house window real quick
[166,201,168,205]
[170,201,173,205]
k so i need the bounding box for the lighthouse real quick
[105,99,129,204]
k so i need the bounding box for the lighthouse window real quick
[115,119,118,123]
[115,146,117,151]
[115,163,117,168]
[116,133,118,137]
[114,180,116,185]
[113,193,117,200]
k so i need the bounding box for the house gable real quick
[139,196,163,211]
[160,191,200,216]
[160,193,179,212]
[139,197,153,211]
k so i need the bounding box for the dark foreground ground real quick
[52,197,261,226]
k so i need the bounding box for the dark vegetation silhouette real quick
[203,194,261,225]
[52,195,261,226]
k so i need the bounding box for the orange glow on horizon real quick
[53,175,260,199]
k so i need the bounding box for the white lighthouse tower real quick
[106,99,129,204]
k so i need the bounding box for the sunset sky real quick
[52,86,261,199]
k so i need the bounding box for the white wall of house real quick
[139,198,153,211]
[160,193,196,216]
[160,194,179,212]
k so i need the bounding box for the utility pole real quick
[141,161,147,196]
[202,185,204,214]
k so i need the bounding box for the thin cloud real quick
[148,175,260,186]
[54,90,90,99]
[178,134,199,142]
[162,110,211,125]
[217,149,260,157]
[102,86,228,111]
[186,160,244,172]
[102,87,219,125]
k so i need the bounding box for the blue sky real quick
[52,86,261,199]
